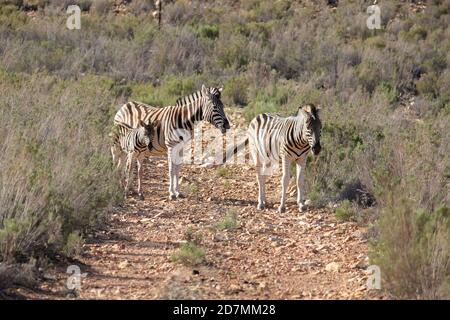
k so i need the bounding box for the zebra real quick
[110,120,157,200]
[220,104,322,213]
[113,84,230,200]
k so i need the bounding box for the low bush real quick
[215,210,238,231]
[0,73,122,263]
[335,200,357,222]
[170,242,205,266]
[371,201,450,299]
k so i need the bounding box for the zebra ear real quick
[218,86,223,92]
[201,84,208,94]
[302,104,313,114]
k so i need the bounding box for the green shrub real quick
[195,24,219,39]
[216,167,229,178]
[0,74,122,263]
[224,76,248,106]
[215,210,238,231]
[371,202,450,299]
[416,73,439,98]
[63,231,84,258]
[170,242,205,266]
[335,200,357,222]
[130,76,198,106]
[91,0,114,15]
[243,90,285,122]
[183,226,202,245]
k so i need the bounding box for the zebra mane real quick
[175,91,203,107]
[175,87,221,107]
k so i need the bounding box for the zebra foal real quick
[110,120,157,200]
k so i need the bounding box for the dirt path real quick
[17,161,383,300]
[13,111,385,300]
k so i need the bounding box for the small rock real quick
[353,258,369,269]
[325,262,340,272]
[213,233,228,242]
[269,236,282,242]
[118,260,130,269]
[351,230,366,239]
[298,261,318,268]
[229,284,241,292]
[43,274,57,281]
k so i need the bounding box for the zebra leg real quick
[256,167,266,210]
[118,154,126,188]
[252,148,266,210]
[111,145,117,164]
[167,148,178,200]
[278,156,291,213]
[296,156,307,213]
[124,152,135,198]
[173,164,185,198]
[136,154,145,200]
[250,141,266,210]
[112,146,126,187]
[112,145,123,171]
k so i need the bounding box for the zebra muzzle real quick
[312,143,321,155]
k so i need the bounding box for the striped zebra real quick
[113,84,230,200]
[222,104,322,213]
[110,120,157,200]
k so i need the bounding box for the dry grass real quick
[0,72,122,263]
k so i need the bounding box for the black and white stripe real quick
[222,104,322,213]
[249,104,322,213]
[113,84,230,200]
[110,120,155,200]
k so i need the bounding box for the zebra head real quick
[201,84,230,134]
[299,104,322,156]
[138,119,158,150]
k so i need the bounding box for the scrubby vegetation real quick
[0,0,448,299]
[0,72,122,264]
[215,210,239,231]
[171,227,205,266]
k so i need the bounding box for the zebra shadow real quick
[209,197,258,207]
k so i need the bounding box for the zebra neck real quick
[293,117,308,145]
[177,96,204,131]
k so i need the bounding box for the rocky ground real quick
[10,110,386,300]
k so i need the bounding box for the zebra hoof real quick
[257,203,265,210]
[138,193,145,201]
[277,206,286,214]
[298,203,308,213]
[169,194,177,201]
[176,192,186,199]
